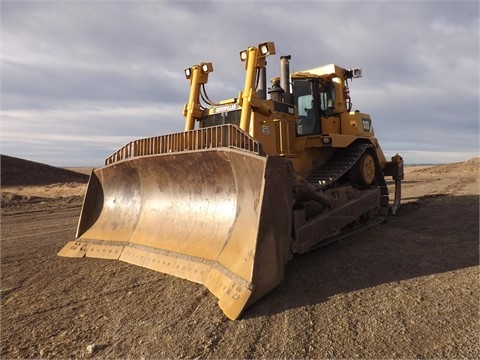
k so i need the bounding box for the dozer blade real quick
[58,149,294,319]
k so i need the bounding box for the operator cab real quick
[292,79,336,136]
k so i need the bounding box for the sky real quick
[1,0,479,167]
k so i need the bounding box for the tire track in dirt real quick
[1,205,80,241]
[2,227,77,241]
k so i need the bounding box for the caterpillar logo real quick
[362,118,372,132]
[213,104,239,113]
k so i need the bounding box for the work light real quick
[258,42,275,56]
[239,50,248,61]
[201,62,213,73]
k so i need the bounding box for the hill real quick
[409,157,479,176]
[0,155,89,186]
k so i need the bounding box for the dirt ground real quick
[1,157,479,359]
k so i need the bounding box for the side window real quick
[319,84,335,115]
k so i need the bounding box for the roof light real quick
[184,67,192,79]
[352,68,362,78]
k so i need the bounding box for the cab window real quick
[319,84,335,116]
[293,80,318,136]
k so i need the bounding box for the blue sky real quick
[1,0,479,166]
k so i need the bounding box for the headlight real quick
[322,137,332,145]
[239,50,248,61]
[201,62,213,73]
[258,41,275,56]
[184,67,192,79]
[260,44,269,55]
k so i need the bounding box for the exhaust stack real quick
[257,67,267,100]
[280,55,292,104]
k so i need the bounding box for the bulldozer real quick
[59,41,404,320]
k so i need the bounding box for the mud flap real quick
[58,149,294,319]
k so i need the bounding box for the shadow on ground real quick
[245,194,479,318]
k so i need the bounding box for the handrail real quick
[105,124,261,165]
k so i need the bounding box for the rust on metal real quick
[59,149,294,319]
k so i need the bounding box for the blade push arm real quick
[238,42,275,132]
[183,62,213,131]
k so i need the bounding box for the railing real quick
[105,124,261,165]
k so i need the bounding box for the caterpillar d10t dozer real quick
[59,41,404,320]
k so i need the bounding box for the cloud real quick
[1,1,478,166]
[1,103,185,166]
[2,59,187,109]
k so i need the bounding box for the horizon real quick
[2,152,478,170]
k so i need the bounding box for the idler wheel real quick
[352,153,375,187]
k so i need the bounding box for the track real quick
[303,142,390,248]
[306,142,374,188]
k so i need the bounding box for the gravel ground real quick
[1,159,479,359]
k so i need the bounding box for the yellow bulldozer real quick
[59,41,404,319]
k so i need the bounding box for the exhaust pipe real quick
[257,67,267,100]
[280,55,292,104]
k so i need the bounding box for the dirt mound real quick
[410,157,479,176]
[1,155,89,186]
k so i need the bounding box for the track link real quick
[306,142,373,188]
